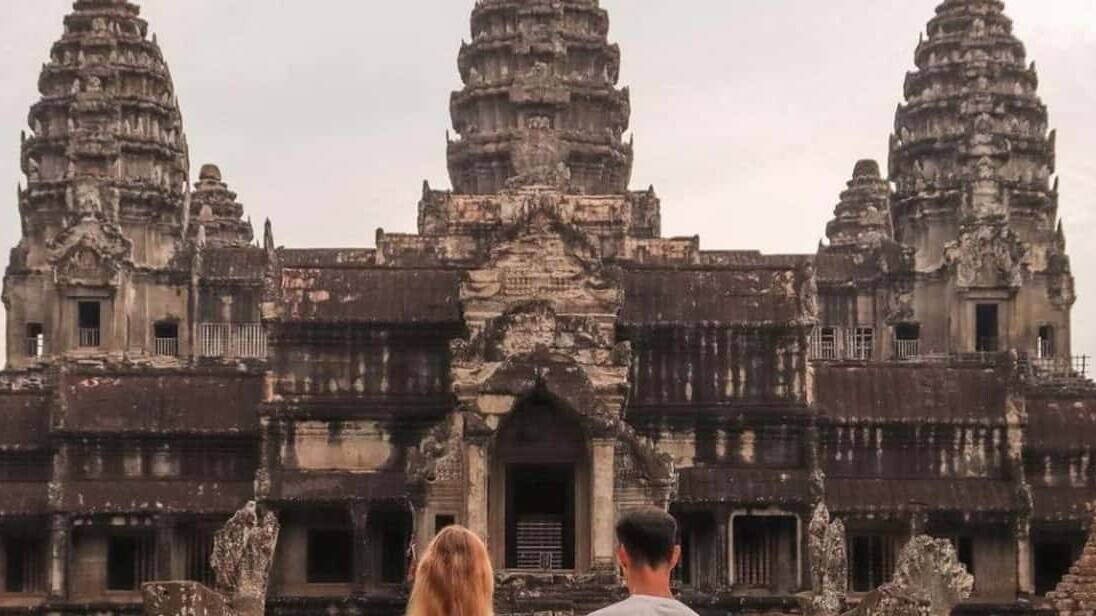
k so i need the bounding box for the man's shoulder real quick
[588,596,699,616]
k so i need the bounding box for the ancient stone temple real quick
[0,1,1093,615]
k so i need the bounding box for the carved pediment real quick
[48,216,133,287]
[944,224,1029,289]
[452,200,631,423]
[462,201,622,317]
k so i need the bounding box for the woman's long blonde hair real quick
[407,525,494,616]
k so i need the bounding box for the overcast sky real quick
[1,0,1094,365]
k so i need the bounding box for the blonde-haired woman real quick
[407,525,494,616]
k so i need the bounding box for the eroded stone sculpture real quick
[805,504,847,616]
[143,502,279,616]
[845,536,974,616]
[803,505,972,616]
[210,501,280,605]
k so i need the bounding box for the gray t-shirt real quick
[589,595,699,616]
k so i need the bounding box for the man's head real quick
[615,507,681,587]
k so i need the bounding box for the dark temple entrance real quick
[491,395,590,571]
[976,304,999,352]
[506,464,575,570]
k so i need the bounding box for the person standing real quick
[590,507,699,616]
[406,525,495,616]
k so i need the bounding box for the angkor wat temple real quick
[1,0,1093,614]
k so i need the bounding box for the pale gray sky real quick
[2,1,1094,364]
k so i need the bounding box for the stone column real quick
[48,513,70,600]
[1017,518,1034,595]
[255,416,281,501]
[725,510,737,587]
[715,506,730,589]
[590,438,617,571]
[155,514,175,581]
[413,502,432,566]
[465,440,489,543]
[350,502,370,593]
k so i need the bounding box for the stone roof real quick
[279,248,378,268]
[814,364,1008,423]
[621,268,806,326]
[826,478,1016,514]
[200,246,267,281]
[676,468,812,505]
[57,369,263,435]
[278,267,462,324]
[273,262,809,327]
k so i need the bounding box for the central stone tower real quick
[446,0,633,195]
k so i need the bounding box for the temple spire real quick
[447,0,632,195]
[890,0,1053,249]
[884,0,1075,354]
[188,165,254,249]
[824,160,892,250]
[18,0,189,268]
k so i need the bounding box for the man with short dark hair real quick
[590,507,699,616]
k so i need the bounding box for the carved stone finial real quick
[263,219,274,253]
[199,163,222,183]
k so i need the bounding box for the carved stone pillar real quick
[155,514,175,581]
[350,502,370,592]
[465,439,489,543]
[48,513,70,600]
[590,438,617,571]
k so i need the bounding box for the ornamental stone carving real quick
[508,115,572,191]
[210,501,280,606]
[143,502,279,616]
[48,217,134,287]
[805,504,847,616]
[445,193,672,492]
[944,224,1028,289]
[844,536,973,616]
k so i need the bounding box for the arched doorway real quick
[488,394,591,571]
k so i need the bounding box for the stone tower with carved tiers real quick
[188,164,254,249]
[888,0,1074,357]
[447,0,633,195]
[2,0,194,367]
